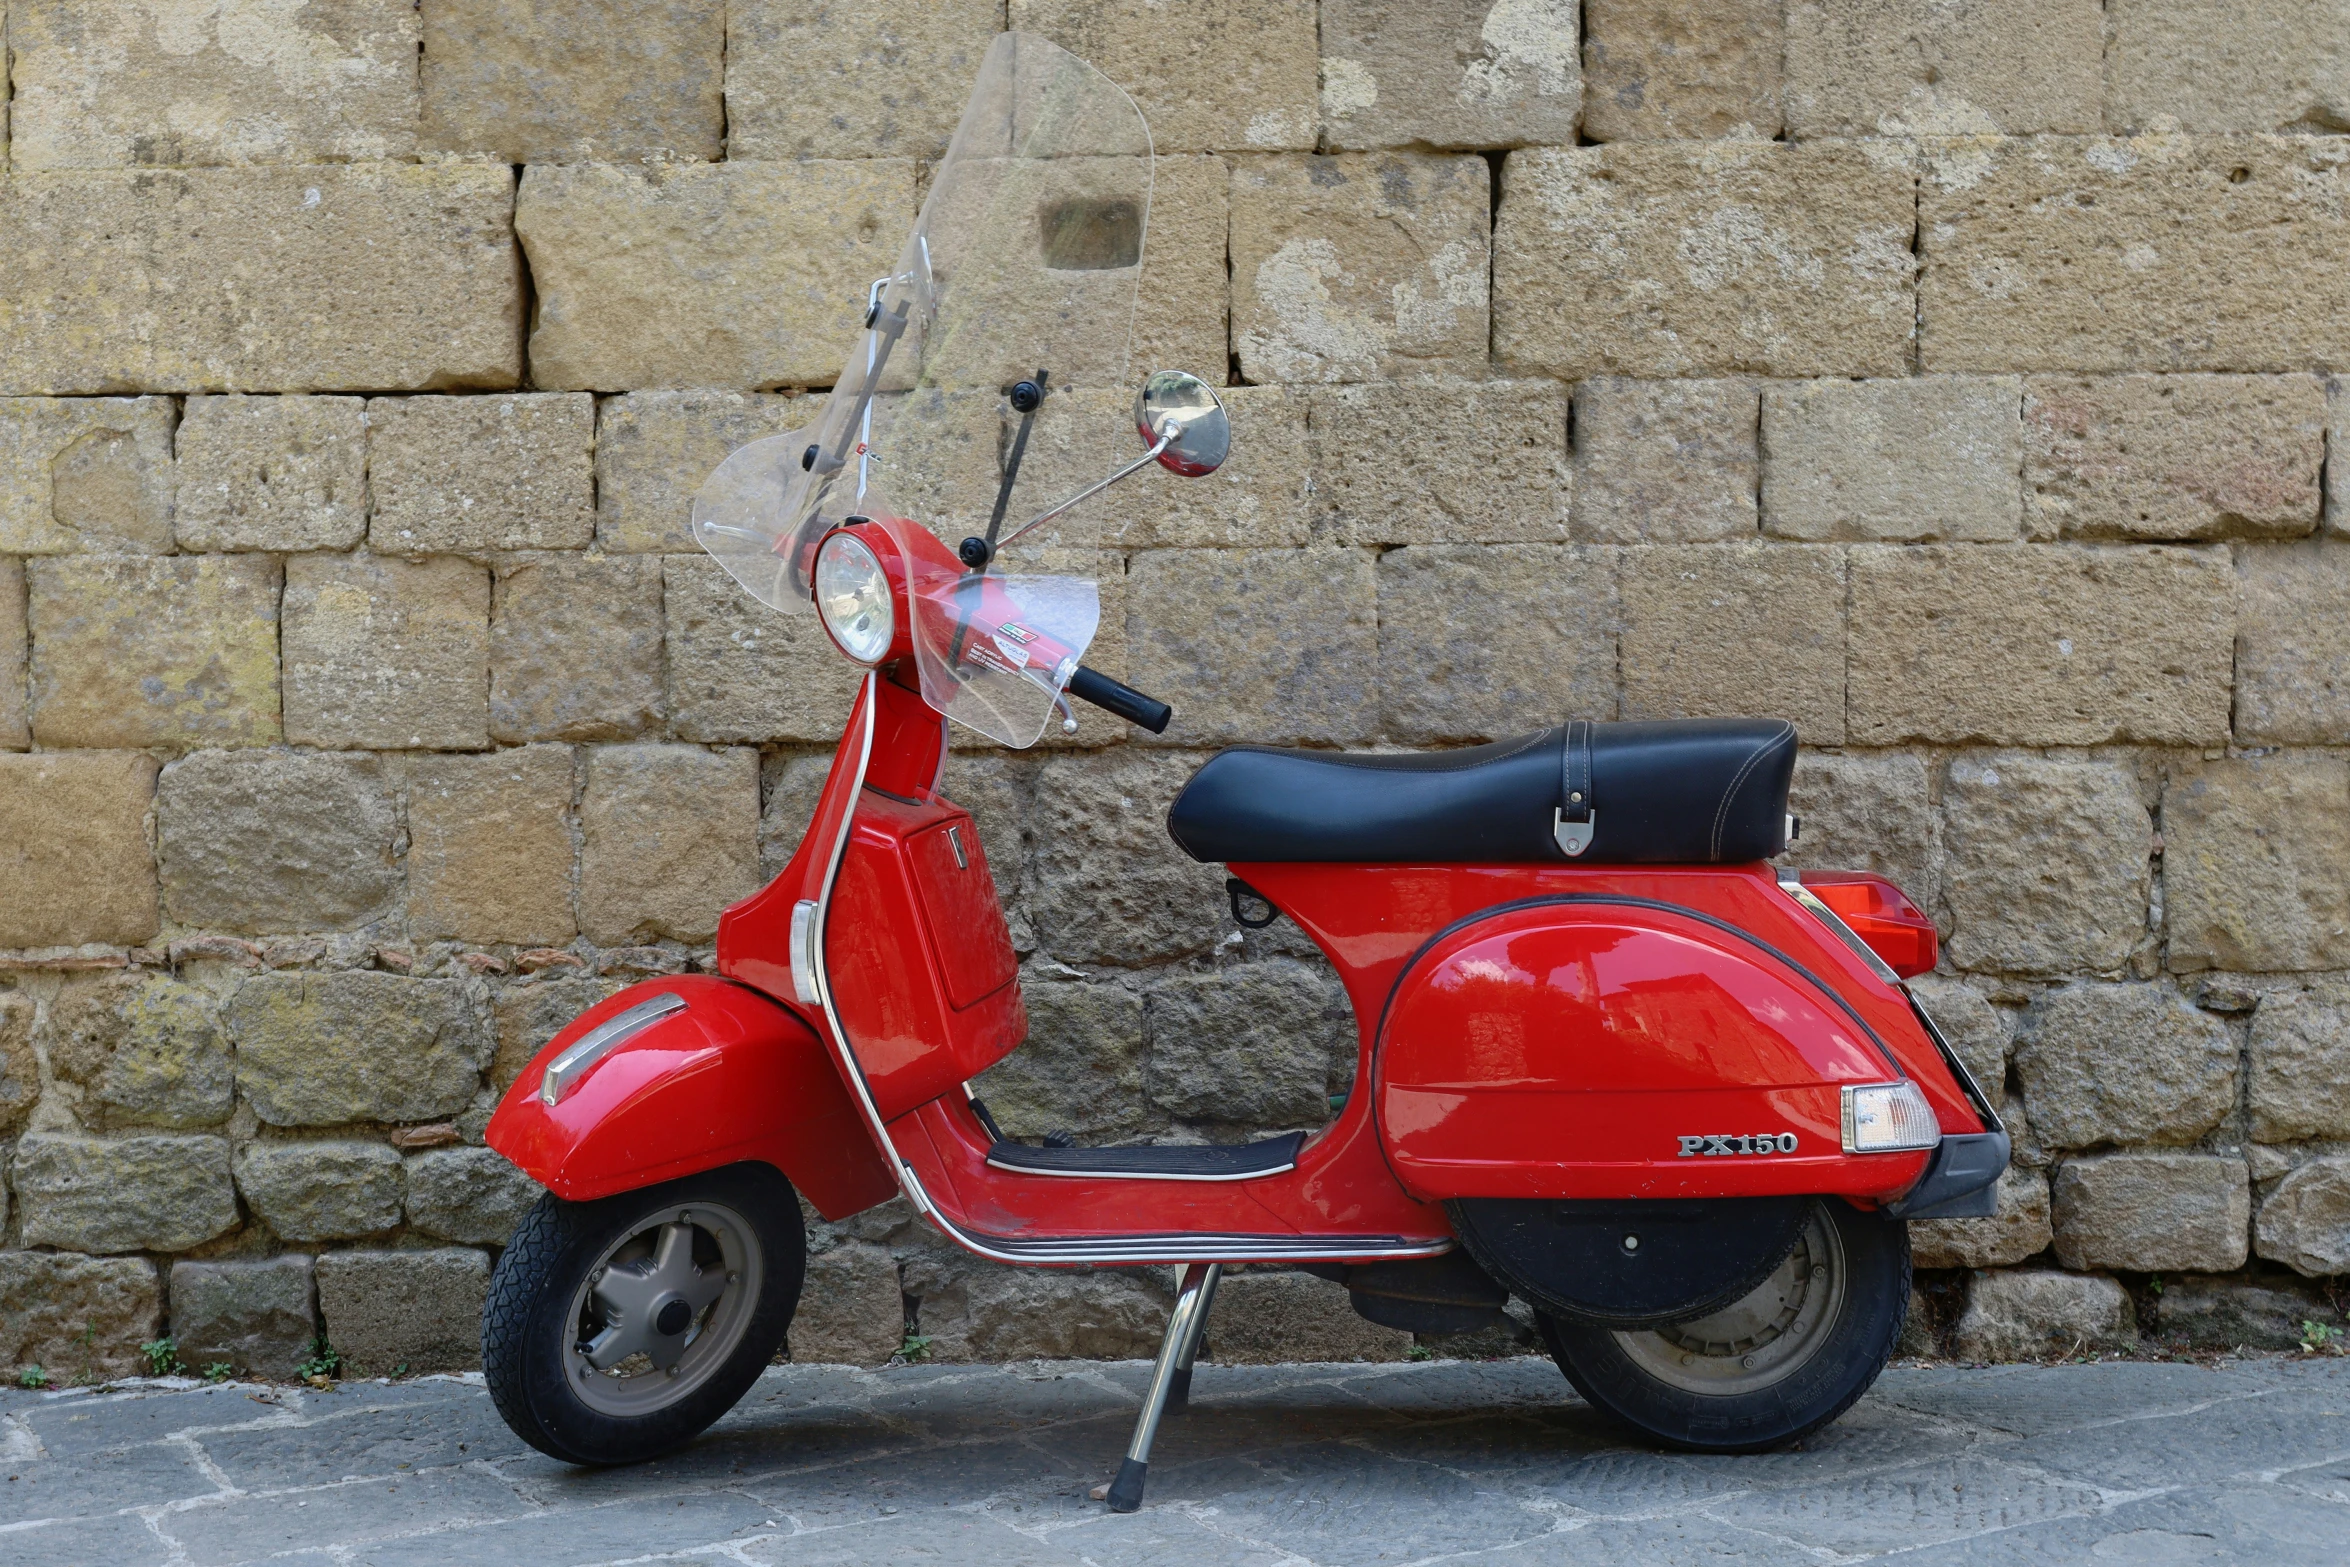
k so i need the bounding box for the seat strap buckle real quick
[1553,806,1597,857]
[1555,718,1595,857]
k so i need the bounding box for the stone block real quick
[1912,1166,2051,1269]
[726,0,998,161]
[16,1132,238,1254]
[420,0,723,162]
[1011,0,1316,153]
[2236,543,2350,744]
[226,972,489,1127]
[1317,0,1581,152]
[1145,959,1351,1129]
[1206,1271,1412,1364]
[489,557,664,744]
[0,991,36,1134]
[2022,374,2326,541]
[790,1243,905,1366]
[368,395,595,553]
[1011,385,1314,551]
[407,747,578,947]
[28,555,281,748]
[901,1253,1169,1360]
[516,161,914,392]
[1920,136,2350,375]
[1783,0,2101,138]
[1906,974,2010,1113]
[1581,0,1782,141]
[2151,1273,2342,1352]
[1951,1268,2136,1360]
[2164,755,2350,973]
[0,395,177,553]
[42,972,232,1131]
[1761,378,2024,542]
[1125,154,1234,386]
[157,750,399,934]
[1028,751,1229,966]
[1781,751,1939,916]
[174,396,367,552]
[0,166,521,395]
[1495,141,1915,380]
[663,555,864,743]
[1570,378,1759,544]
[2249,979,2350,1144]
[1128,550,1377,747]
[0,559,24,748]
[236,1141,405,1242]
[1618,543,1846,743]
[283,553,491,751]
[856,390,1016,546]
[971,981,1147,1141]
[579,744,761,946]
[2052,1152,2250,1273]
[2255,1156,2350,1277]
[169,1257,318,1379]
[595,391,805,554]
[1376,544,1617,744]
[0,751,159,948]
[1232,154,1490,385]
[0,1254,162,1380]
[404,1147,542,1244]
[7,0,420,168]
[2012,982,2236,1152]
[1846,544,2234,745]
[315,1248,491,1374]
[492,976,625,1092]
[1314,380,1571,547]
[2105,0,2350,134]
[1941,756,2150,975]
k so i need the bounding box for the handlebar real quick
[1067,665,1172,734]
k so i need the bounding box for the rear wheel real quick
[1537,1198,1908,1453]
[482,1162,806,1466]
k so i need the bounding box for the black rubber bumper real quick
[1883,1130,2011,1221]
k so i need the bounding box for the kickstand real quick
[1102,1262,1220,1513]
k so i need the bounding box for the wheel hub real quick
[1613,1203,1847,1396]
[563,1201,763,1418]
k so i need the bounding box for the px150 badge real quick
[1678,1132,1800,1157]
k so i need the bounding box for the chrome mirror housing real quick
[1135,370,1230,477]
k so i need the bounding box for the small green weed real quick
[140,1338,187,1378]
[294,1337,343,1381]
[202,1362,234,1385]
[896,1332,934,1364]
[17,1365,49,1390]
[1406,1344,1434,1362]
[2302,1320,2343,1354]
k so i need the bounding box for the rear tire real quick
[1536,1198,1908,1454]
[482,1162,806,1466]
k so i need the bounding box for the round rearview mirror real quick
[1134,370,1230,478]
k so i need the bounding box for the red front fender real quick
[485,974,897,1218]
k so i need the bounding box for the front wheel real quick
[1537,1198,1908,1453]
[482,1162,806,1465]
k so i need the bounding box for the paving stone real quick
[664,555,866,743]
[1317,0,1581,152]
[790,1242,906,1367]
[420,0,724,162]
[1912,1165,2053,1269]
[2164,754,2350,973]
[407,746,578,947]
[1783,0,2102,138]
[579,743,762,946]
[486,556,664,744]
[41,971,232,1131]
[0,394,177,553]
[5,1504,185,1563]
[0,749,160,948]
[1207,1270,1412,1363]
[726,0,997,161]
[1581,0,1783,140]
[1231,154,1490,386]
[166,1461,533,1561]
[236,1140,405,1242]
[517,160,914,392]
[1314,380,1570,547]
[1761,377,2024,542]
[2106,0,2350,134]
[2012,982,2237,1152]
[0,166,521,395]
[6,0,420,169]
[1707,1450,2106,1557]
[0,1253,161,1379]
[1376,543,1616,744]
[2150,1273,2342,1353]
[1845,543,2234,745]
[1951,1267,2137,1359]
[314,1248,492,1375]
[157,749,399,934]
[1028,751,1228,967]
[595,390,805,554]
[0,990,36,1135]
[971,979,1148,1141]
[1129,549,1378,747]
[0,558,24,749]
[404,1146,542,1245]
[226,971,490,1127]
[174,395,367,552]
[1781,751,1939,919]
[2248,977,2350,1143]
[2255,1155,2350,1277]
[1145,959,1352,1128]
[16,1131,238,1254]
[1618,542,1845,743]
[1011,0,1317,154]
[282,552,491,751]
[1570,378,1759,544]
[2236,542,2350,745]
[169,1256,318,1379]
[1496,140,1915,379]
[368,394,595,553]
[2052,1151,2251,1273]
[1920,135,2350,375]
[1941,755,2150,975]
[27,554,281,748]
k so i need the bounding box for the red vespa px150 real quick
[478,33,2007,1510]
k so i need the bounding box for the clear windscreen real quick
[901,536,1102,750]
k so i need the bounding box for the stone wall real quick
[2,0,2348,1380]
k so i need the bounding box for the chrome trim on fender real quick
[539,991,688,1106]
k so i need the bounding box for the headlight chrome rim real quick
[814,530,895,665]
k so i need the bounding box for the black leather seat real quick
[1166,718,1796,866]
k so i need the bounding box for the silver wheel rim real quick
[1613,1201,1846,1397]
[563,1200,762,1419]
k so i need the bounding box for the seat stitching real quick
[1211,730,1552,776]
[1710,720,1795,859]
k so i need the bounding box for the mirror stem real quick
[997,434,1169,551]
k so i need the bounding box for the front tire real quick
[482,1162,806,1465]
[1537,1198,1908,1453]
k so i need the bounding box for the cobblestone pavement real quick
[3,1357,2347,1565]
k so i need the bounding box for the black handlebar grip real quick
[1067,665,1172,734]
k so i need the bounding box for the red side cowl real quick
[485,974,897,1219]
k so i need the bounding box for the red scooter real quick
[479,33,2005,1504]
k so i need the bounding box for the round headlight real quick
[813,531,894,664]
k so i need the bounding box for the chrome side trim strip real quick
[982,1156,1299,1184]
[539,991,688,1105]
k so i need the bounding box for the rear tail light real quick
[1795,871,1938,978]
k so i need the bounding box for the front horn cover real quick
[1447,1196,1808,1330]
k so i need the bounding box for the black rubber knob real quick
[958,536,993,568]
[801,444,818,472]
[1009,380,1045,413]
